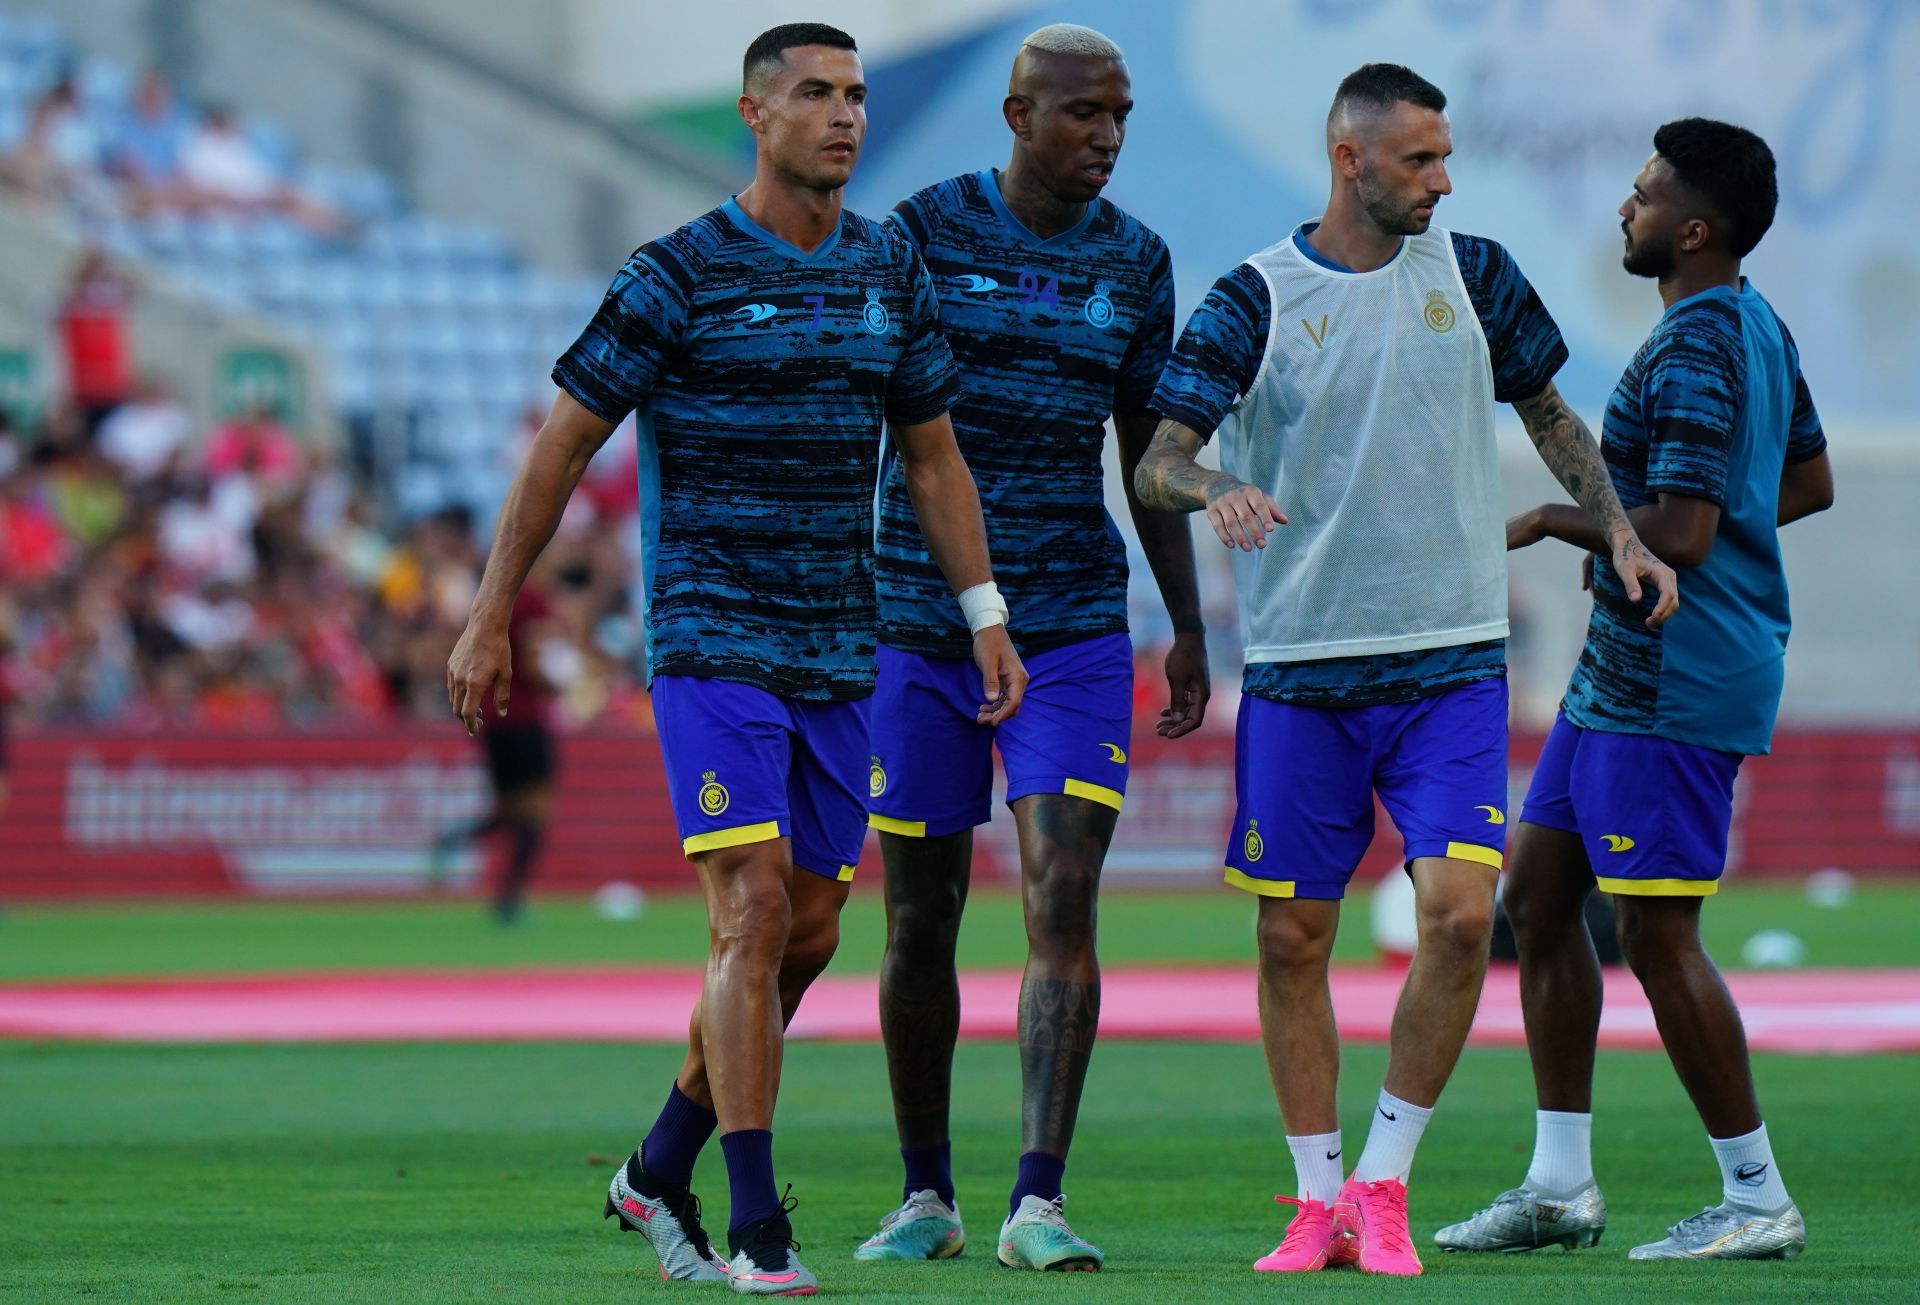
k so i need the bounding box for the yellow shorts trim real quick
[835,864,857,883]
[1224,866,1296,898]
[867,813,928,837]
[1596,876,1718,897]
[1443,841,1504,869]
[1061,778,1124,812]
[682,820,782,857]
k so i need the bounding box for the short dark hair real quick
[1330,63,1446,121]
[743,23,857,91]
[1652,117,1777,258]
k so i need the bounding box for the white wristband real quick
[957,581,1009,635]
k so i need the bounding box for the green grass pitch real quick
[2,885,1917,1302]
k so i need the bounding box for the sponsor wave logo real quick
[732,303,778,323]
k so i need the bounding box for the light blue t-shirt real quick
[1563,280,1825,756]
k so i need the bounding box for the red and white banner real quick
[1,720,1915,897]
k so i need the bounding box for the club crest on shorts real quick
[862,286,890,336]
[869,756,887,798]
[1084,281,1115,329]
[1423,289,1456,333]
[1243,818,1264,863]
[698,770,730,817]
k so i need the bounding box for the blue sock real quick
[640,1082,717,1186]
[901,1142,954,1206]
[1010,1150,1066,1218]
[720,1130,780,1238]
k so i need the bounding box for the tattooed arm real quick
[1132,418,1288,552]
[1508,381,1680,626]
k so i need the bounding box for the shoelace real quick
[1029,1195,1075,1231]
[1669,1205,1738,1243]
[662,1188,718,1263]
[743,1186,804,1265]
[1273,1196,1331,1252]
[1359,1184,1412,1253]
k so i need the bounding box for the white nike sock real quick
[1351,1089,1433,1184]
[1285,1130,1344,1204]
[1711,1123,1791,1212]
[1524,1110,1594,1196]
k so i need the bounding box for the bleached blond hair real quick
[1018,23,1124,61]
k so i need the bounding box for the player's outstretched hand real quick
[446,619,512,737]
[1611,537,1680,628]
[1158,631,1211,738]
[1203,481,1286,552]
[972,624,1027,726]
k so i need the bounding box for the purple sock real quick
[720,1129,780,1238]
[901,1142,954,1206]
[640,1082,717,1186]
[1010,1150,1066,1217]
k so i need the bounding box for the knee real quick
[1024,861,1099,961]
[1614,902,1694,981]
[782,905,841,986]
[1256,904,1337,970]
[1500,869,1548,939]
[889,885,964,951]
[708,879,792,966]
[1419,886,1495,958]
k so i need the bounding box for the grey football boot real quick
[1628,1200,1805,1261]
[1434,1183,1607,1253]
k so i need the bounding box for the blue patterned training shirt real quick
[553,198,960,700]
[1562,281,1824,755]
[874,170,1175,658]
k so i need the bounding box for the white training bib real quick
[1216,223,1508,663]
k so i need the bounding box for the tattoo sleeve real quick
[1132,419,1240,513]
[1511,382,1635,549]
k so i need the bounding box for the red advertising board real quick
[1,720,1914,897]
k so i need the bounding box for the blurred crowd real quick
[0,348,652,732]
[1,69,339,232]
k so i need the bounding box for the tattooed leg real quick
[1011,793,1118,1157]
[878,829,973,1149]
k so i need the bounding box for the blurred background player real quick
[1438,118,1831,1264]
[856,23,1201,1273]
[1136,63,1676,1277]
[445,22,1022,1297]
[429,563,564,924]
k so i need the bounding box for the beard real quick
[1621,227,1675,278]
[1356,166,1432,235]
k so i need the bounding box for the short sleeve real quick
[1451,234,1569,404]
[885,250,961,428]
[1785,350,1826,464]
[552,248,690,423]
[1644,309,1744,506]
[1149,262,1270,441]
[1114,239,1175,415]
[887,190,932,254]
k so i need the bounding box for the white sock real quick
[1711,1123,1791,1212]
[1351,1089,1433,1184]
[1524,1110,1594,1196]
[1285,1130,1344,1204]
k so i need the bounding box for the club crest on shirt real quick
[1243,818,1264,863]
[862,286,890,336]
[698,770,730,817]
[869,756,887,798]
[1423,289,1456,334]
[1084,281,1115,329]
